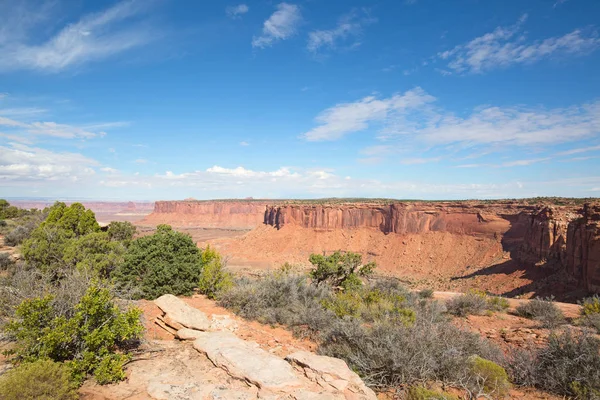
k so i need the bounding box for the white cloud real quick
[556,144,600,155]
[303,87,600,147]
[134,158,148,164]
[302,87,436,141]
[501,158,550,167]
[29,121,102,139]
[438,15,600,73]
[307,10,376,53]
[252,3,301,48]
[0,0,155,72]
[0,143,98,181]
[227,4,249,19]
[401,157,441,165]
[239,141,250,146]
[100,167,119,174]
[0,112,110,140]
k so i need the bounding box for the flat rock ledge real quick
[155,294,212,331]
[151,295,375,400]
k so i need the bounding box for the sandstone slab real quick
[175,328,205,341]
[192,331,303,391]
[285,351,376,400]
[155,294,212,331]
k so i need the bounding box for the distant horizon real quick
[5,196,600,204]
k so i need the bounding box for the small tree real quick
[198,245,233,299]
[22,202,100,272]
[113,224,203,299]
[62,232,126,278]
[5,283,143,385]
[107,221,137,243]
[309,251,376,290]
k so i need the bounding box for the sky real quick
[1,0,600,200]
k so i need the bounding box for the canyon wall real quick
[144,199,600,293]
[142,200,269,229]
[264,203,516,237]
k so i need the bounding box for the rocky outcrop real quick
[146,296,377,400]
[142,200,270,229]
[513,204,600,293]
[566,204,600,292]
[264,203,513,238]
[518,207,570,264]
[155,294,212,331]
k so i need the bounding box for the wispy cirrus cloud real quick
[226,4,249,19]
[438,14,600,74]
[556,144,600,156]
[0,0,157,73]
[302,87,436,141]
[0,115,110,139]
[307,9,376,54]
[303,87,600,147]
[252,3,302,49]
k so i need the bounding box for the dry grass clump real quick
[515,297,565,328]
[510,329,600,398]
[218,273,335,334]
[446,290,509,317]
[0,359,78,400]
[220,272,505,396]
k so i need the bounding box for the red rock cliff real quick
[264,203,516,238]
[518,207,571,264]
[566,204,600,292]
[142,200,270,229]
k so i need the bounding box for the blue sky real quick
[1,0,600,200]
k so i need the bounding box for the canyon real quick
[142,199,600,297]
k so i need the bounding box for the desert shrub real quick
[0,252,14,270]
[107,221,137,243]
[198,245,233,299]
[516,297,565,328]
[581,313,600,334]
[321,287,416,325]
[62,232,126,277]
[580,295,600,316]
[41,202,99,237]
[4,282,143,384]
[21,203,100,273]
[0,199,37,220]
[0,359,78,400]
[406,386,459,400]
[219,273,334,333]
[446,292,489,317]
[320,314,504,392]
[486,296,510,312]
[309,251,376,289]
[446,290,509,317]
[469,355,511,398]
[4,225,29,246]
[113,224,203,299]
[418,288,434,299]
[510,329,600,398]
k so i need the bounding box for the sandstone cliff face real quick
[566,204,600,292]
[264,203,512,238]
[143,199,600,293]
[143,201,269,229]
[518,207,570,264]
